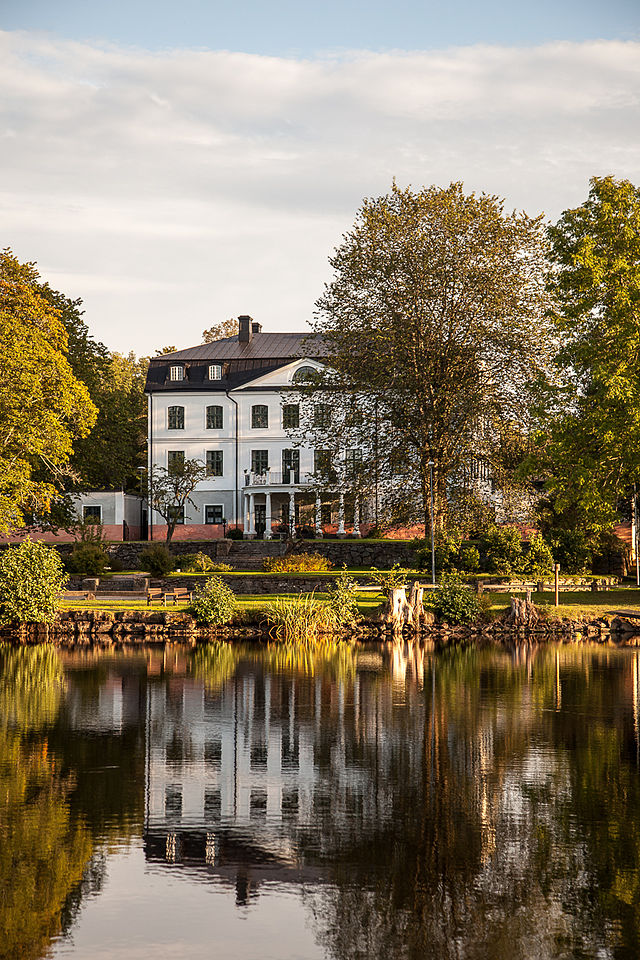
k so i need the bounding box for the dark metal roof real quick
[157,332,325,362]
[146,331,326,394]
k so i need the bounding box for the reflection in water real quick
[1,642,640,959]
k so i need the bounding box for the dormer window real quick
[170,365,184,381]
[293,365,317,384]
[209,364,222,381]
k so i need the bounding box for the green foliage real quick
[370,562,408,590]
[227,527,244,540]
[521,533,554,578]
[265,592,335,641]
[310,181,551,531]
[65,542,110,576]
[0,539,68,625]
[326,569,360,628]
[179,551,226,573]
[0,251,97,533]
[190,576,237,625]
[542,176,640,533]
[459,545,480,573]
[426,573,481,624]
[264,552,332,572]
[74,518,108,544]
[139,544,175,577]
[545,528,592,574]
[480,525,524,576]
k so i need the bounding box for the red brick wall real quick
[0,524,136,544]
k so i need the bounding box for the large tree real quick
[308,182,551,531]
[0,251,97,533]
[149,457,207,542]
[541,175,640,535]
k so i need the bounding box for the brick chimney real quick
[238,315,253,342]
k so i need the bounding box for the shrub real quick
[139,544,175,577]
[547,528,592,573]
[179,551,225,573]
[370,563,408,590]
[264,553,332,573]
[521,533,554,578]
[326,569,360,628]
[0,539,68,625]
[190,576,237,625]
[426,573,481,625]
[66,542,110,576]
[265,592,335,641]
[107,554,124,572]
[74,518,108,544]
[226,527,244,540]
[480,525,523,576]
[299,525,316,539]
[459,545,480,573]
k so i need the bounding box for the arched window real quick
[292,365,317,383]
[209,364,222,380]
[168,405,184,430]
[251,404,268,429]
[206,405,223,429]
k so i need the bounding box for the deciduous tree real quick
[306,182,551,532]
[541,175,640,535]
[149,457,207,542]
[0,251,97,533]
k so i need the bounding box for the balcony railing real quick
[243,469,310,487]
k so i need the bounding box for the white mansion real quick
[145,316,360,540]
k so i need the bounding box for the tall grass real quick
[264,592,336,641]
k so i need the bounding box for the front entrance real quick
[255,503,266,538]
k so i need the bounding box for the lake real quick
[1,640,639,960]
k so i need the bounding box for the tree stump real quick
[506,595,540,628]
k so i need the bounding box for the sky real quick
[1,1,639,354]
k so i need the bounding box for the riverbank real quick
[4,605,640,645]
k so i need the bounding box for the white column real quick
[288,490,296,539]
[353,495,361,537]
[264,492,273,539]
[248,492,256,536]
[337,493,345,536]
[315,494,323,538]
[243,493,250,538]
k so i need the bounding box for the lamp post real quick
[137,466,146,541]
[428,460,435,586]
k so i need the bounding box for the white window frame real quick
[209,364,222,381]
[204,504,225,525]
[206,404,223,430]
[82,504,102,522]
[167,405,185,430]
[170,365,184,381]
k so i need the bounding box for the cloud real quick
[1,31,638,353]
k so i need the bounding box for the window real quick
[208,364,222,381]
[167,504,184,525]
[169,365,184,381]
[168,405,184,430]
[314,449,337,483]
[251,404,268,429]
[167,450,185,473]
[292,365,317,383]
[251,450,269,474]
[206,405,223,429]
[345,448,362,478]
[282,449,300,483]
[205,504,224,524]
[314,403,331,428]
[83,505,101,522]
[282,403,299,429]
[206,450,223,477]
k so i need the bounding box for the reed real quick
[264,591,336,641]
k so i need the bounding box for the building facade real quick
[145,316,359,540]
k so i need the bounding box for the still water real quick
[1,640,640,960]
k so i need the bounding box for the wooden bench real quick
[147,588,166,606]
[165,587,193,605]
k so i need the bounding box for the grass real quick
[60,589,386,618]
